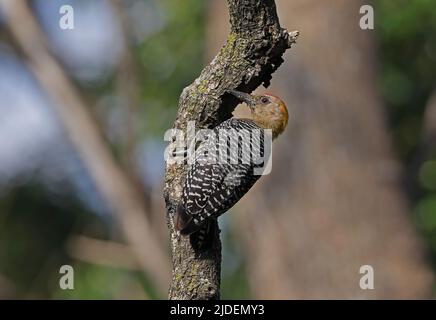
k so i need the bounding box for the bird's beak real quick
[228,90,256,109]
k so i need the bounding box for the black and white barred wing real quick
[176,119,265,235]
[201,163,260,218]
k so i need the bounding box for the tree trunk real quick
[164,0,298,300]
[207,0,434,299]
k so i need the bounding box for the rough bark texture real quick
[208,0,434,299]
[164,0,297,300]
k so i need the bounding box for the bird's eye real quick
[260,96,269,104]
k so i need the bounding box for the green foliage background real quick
[377,0,436,267]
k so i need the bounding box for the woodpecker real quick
[175,90,289,245]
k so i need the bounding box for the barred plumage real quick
[175,90,289,246]
[176,118,264,235]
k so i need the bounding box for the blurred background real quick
[0,0,435,299]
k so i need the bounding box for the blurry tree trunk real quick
[0,274,15,299]
[165,0,297,299]
[424,89,436,146]
[0,0,171,295]
[207,0,433,298]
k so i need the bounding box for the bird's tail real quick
[190,222,215,251]
[175,203,216,251]
[175,202,201,235]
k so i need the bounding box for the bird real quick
[175,89,289,248]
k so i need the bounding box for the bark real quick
[164,0,298,300]
[207,0,433,299]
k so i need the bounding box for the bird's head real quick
[229,90,289,139]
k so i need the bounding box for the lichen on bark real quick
[164,0,298,300]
